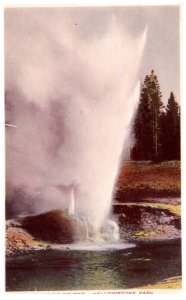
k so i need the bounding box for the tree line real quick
[131,70,180,161]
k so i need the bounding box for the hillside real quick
[115,161,181,202]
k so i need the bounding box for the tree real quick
[160,92,180,160]
[131,70,163,160]
[131,84,153,160]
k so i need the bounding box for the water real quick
[6,239,181,291]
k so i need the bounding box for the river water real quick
[6,239,181,291]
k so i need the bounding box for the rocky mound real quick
[6,210,88,255]
[19,210,87,244]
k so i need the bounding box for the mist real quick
[5,8,146,229]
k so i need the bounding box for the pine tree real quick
[159,110,167,160]
[131,85,153,160]
[144,70,163,160]
[160,92,180,160]
[131,70,163,160]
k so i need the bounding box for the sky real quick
[134,6,180,102]
[5,5,180,103]
[73,5,180,103]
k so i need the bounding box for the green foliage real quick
[131,70,163,160]
[131,71,180,161]
[159,92,180,160]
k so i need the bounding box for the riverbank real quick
[113,160,181,242]
[137,276,182,289]
[113,201,181,242]
[6,219,50,255]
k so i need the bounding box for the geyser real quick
[5,8,147,234]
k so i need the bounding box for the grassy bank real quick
[115,160,181,201]
[137,276,182,289]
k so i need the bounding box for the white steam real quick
[5,8,146,229]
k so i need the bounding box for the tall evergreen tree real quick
[131,70,163,160]
[145,70,163,159]
[131,85,153,160]
[160,92,180,160]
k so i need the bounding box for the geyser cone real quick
[19,210,119,244]
[20,210,88,244]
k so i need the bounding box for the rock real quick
[6,225,41,255]
[19,210,87,244]
[116,203,181,241]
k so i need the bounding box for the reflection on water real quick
[80,252,123,290]
[6,239,181,291]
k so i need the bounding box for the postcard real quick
[4,3,181,294]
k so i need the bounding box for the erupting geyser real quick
[5,8,147,242]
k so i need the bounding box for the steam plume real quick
[5,8,146,229]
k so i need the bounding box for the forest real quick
[131,70,180,161]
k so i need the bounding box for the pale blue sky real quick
[5,6,180,103]
[75,5,180,103]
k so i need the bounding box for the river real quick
[6,238,181,291]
